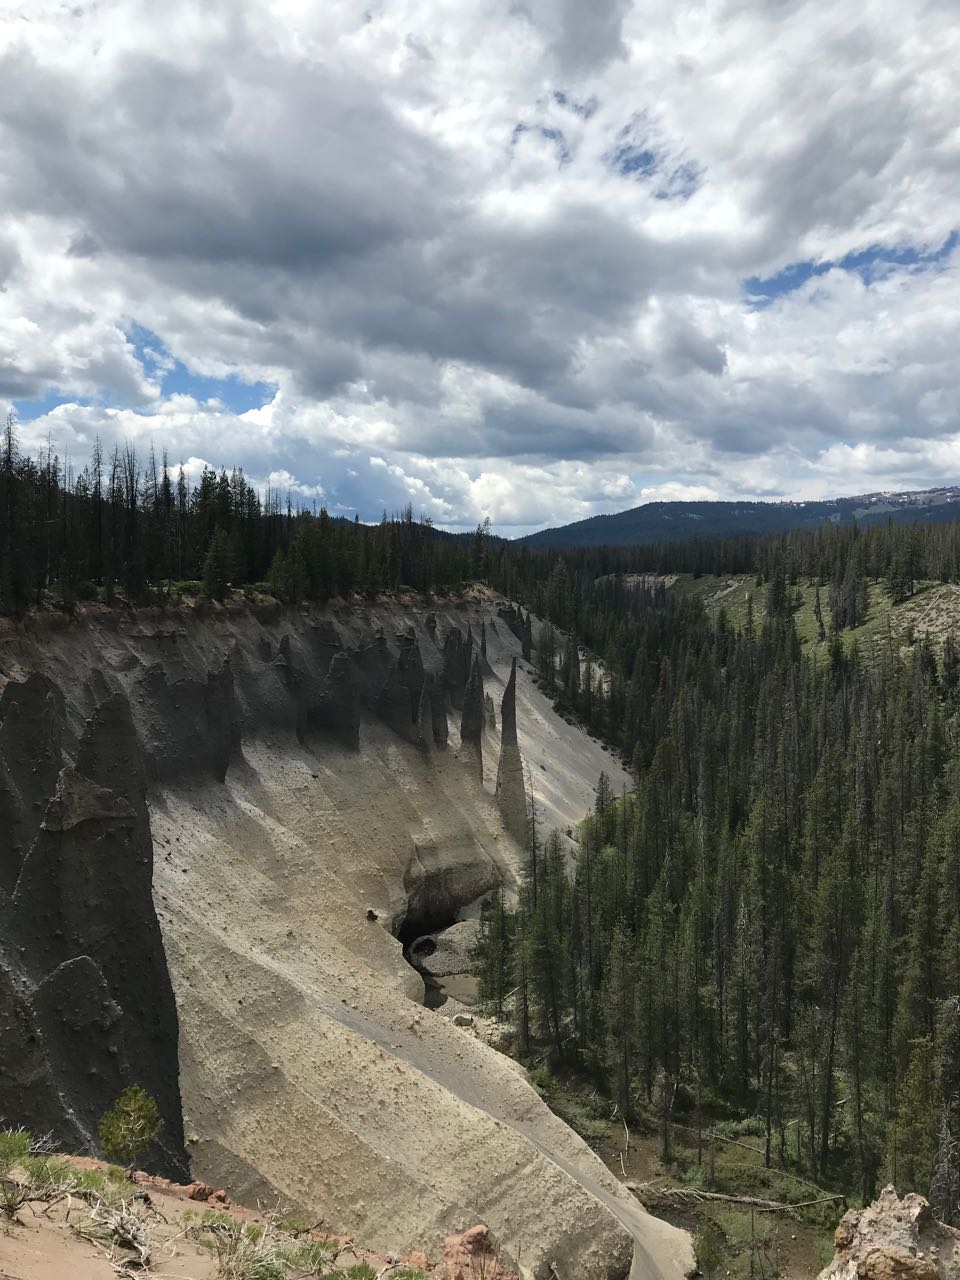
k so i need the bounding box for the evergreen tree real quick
[202,529,231,601]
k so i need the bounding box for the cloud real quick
[523,0,630,73]
[0,0,958,532]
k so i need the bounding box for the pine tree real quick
[602,919,637,1115]
[202,529,231,601]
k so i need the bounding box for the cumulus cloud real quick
[0,0,958,530]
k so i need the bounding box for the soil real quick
[0,1158,418,1280]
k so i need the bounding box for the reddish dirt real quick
[0,1156,442,1279]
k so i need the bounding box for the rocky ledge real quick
[818,1187,960,1280]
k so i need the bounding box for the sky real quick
[0,1,958,535]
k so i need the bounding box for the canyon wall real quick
[0,592,689,1280]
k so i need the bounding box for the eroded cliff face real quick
[0,675,185,1173]
[0,592,690,1280]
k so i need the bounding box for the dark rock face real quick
[459,657,485,780]
[0,674,64,893]
[442,629,471,708]
[500,658,519,748]
[301,624,360,750]
[430,678,448,747]
[0,955,86,1147]
[496,658,527,845]
[134,663,240,786]
[496,603,532,661]
[460,658,485,745]
[0,686,186,1175]
[206,664,242,783]
[32,957,130,1142]
[377,636,425,744]
[496,604,522,641]
[308,651,360,750]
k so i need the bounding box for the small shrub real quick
[98,1085,164,1168]
[0,1130,31,1177]
[277,1239,340,1269]
[526,1065,557,1096]
[19,1155,70,1192]
[712,1114,765,1140]
[275,1211,315,1235]
[679,1161,711,1192]
[561,1106,608,1146]
[694,1216,727,1278]
[0,1130,74,1221]
[192,1212,341,1278]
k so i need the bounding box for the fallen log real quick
[625,1180,845,1219]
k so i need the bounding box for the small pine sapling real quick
[98,1085,164,1170]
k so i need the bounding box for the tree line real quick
[0,422,493,612]
[4,421,959,634]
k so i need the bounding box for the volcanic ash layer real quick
[0,593,691,1280]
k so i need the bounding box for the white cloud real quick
[0,0,958,531]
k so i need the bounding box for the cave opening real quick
[395,909,460,1010]
[394,911,456,951]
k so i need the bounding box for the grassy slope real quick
[673,574,960,658]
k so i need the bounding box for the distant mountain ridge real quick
[517,486,960,549]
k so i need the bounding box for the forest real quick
[5,424,960,1222]
[0,421,482,612]
[475,582,960,1224]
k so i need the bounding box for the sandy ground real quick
[0,1157,426,1279]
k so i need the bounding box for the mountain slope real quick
[518,487,960,549]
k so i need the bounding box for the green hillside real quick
[665,574,960,660]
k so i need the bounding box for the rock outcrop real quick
[460,657,485,744]
[442,627,473,708]
[496,605,532,662]
[0,673,63,892]
[818,1187,960,1280]
[377,634,425,744]
[0,687,185,1174]
[312,651,361,749]
[496,659,527,845]
[442,1224,515,1279]
[459,655,485,779]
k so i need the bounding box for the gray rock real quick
[460,657,485,745]
[496,658,527,845]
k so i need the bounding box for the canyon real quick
[0,590,692,1280]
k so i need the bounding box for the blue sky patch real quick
[745,231,959,305]
[552,90,597,119]
[129,325,274,413]
[611,143,658,177]
[511,121,571,166]
[13,389,83,419]
[607,125,701,200]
